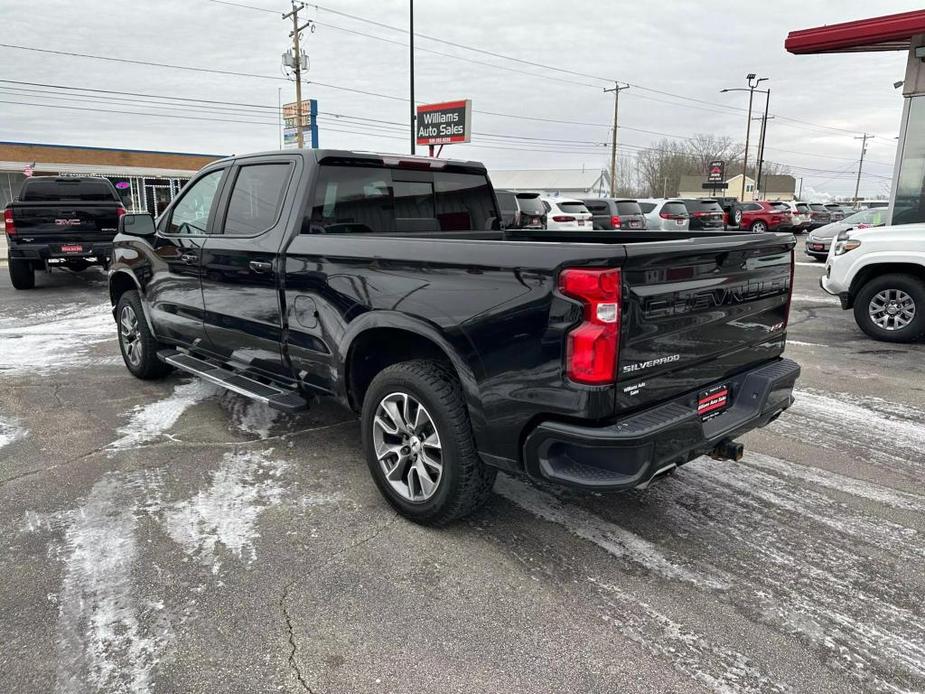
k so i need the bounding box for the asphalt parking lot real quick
[1,242,924,694]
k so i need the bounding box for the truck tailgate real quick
[616,233,793,412]
[10,202,122,243]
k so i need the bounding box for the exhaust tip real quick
[710,439,744,462]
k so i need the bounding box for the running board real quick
[157,349,309,413]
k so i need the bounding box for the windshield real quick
[843,209,886,226]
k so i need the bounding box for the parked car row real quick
[495,189,869,238]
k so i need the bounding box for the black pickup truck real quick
[5,176,126,289]
[108,150,799,525]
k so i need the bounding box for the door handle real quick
[249,260,272,274]
[180,253,198,264]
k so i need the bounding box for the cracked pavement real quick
[1,253,924,693]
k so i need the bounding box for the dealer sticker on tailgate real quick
[697,384,729,421]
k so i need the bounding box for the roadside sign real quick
[282,99,318,148]
[707,160,725,183]
[702,182,729,189]
[416,99,471,146]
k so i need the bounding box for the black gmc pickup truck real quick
[108,150,799,525]
[5,176,126,289]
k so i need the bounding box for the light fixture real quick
[894,80,905,89]
[747,73,756,80]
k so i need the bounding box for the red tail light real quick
[116,206,127,218]
[722,211,729,225]
[659,212,686,220]
[558,268,621,384]
[610,215,622,229]
[552,215,575,223]
[3,208,14,237]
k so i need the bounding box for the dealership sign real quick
[707,160,725,183]
[282,98,319,149]
[416,99,471,146]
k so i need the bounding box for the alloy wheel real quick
[869,289,916,331]
[372,391,443,502]
[119,305,143,367]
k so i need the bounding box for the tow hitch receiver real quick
[710,439,744,462]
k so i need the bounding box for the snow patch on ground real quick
[494,474,729,590]
[108,380,219,450]
[0,303,116,374]
[162,449,292,573]
[0,414,26,451]
[220,392,281,439]
[23,471,167,693]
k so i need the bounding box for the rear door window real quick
[770,202,790,212]
[221,163,291,236]
[20,178,119,202]
[638,202,656,213]
[434,172,496,230]
[496,191,517,214]
[310,166,393,234]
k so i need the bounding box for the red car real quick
[732,201,793,233]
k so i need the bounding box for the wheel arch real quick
[339,312,490,456]
[847,262,925,308]
[109,269,142,308]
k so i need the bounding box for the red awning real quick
[785,10,925,54]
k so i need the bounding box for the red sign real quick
[416,99,471,146]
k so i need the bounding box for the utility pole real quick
[282,1,312,149]
[853,133,873,204]
[409,0,415,154]
[754,88,771,197]
[603,82,629,196]
[798,177,804,199]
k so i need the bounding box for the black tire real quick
[8,255,34,290]
[751,220,768,234]
[853,274,925,343]
[115,290,173,379]
[361,359,496,526]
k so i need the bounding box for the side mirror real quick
[119,213,156,237]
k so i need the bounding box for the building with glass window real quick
[0,141,223,218]
[786,10,925,224]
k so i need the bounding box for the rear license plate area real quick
[698,384,729,421]
[59,244,85,254]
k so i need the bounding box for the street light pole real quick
[853,133,873,204]
[409,0,415,155]
[722,74,768,202]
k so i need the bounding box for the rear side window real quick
[615,201,642,215]
[743,203,762,211]
[810,204,827,212]
[20,178,118,202]
[308,166,497,233]
[770,202,790,211]
[638,202,656,213]
[222,163,291,235]
[663,202,689,217]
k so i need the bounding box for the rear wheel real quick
[751,220,768,233]
[853,274,925,343]
[361,359,496,525]
[733,208,743,228]
[116,290,173,379]
[8,255,34,290]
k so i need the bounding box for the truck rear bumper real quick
[9,242,113,264]
[522,358,800,490]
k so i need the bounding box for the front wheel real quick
[751,220,768,233]
[115,290,173,379]
[853,274,925,343]
[361,359,496,525]
[8,256,34,290]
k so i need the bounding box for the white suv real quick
[636,199,691,231]
[540,197,592,230]
[821,222,925,342]
[775,201,810,232]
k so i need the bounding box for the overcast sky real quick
[0,0,919,197]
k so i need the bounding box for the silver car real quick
[636,198,691,231]
[805,208,888,260]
